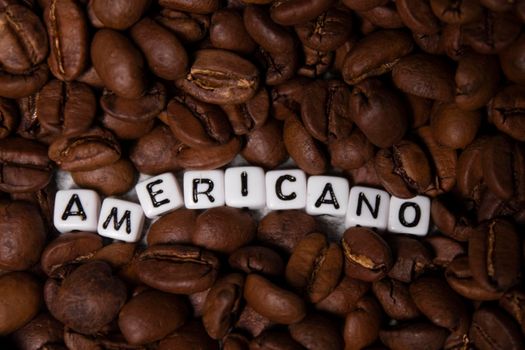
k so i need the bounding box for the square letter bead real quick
[388,195,431,236]
[345,186,390,230]
[306,176,349,216]
[135,173,183,218]
[183,170,225,209]
[265,169,307,210]
[225,167,266,209]
[97,198,145,243]
[54,189,101,233]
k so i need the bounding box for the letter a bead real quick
[53,189,101,233]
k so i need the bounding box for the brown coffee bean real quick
[430,102,481,149]
[228,246,284,276]
[500,33,525,85]
[429,0,483,24]
[372,278,420,320]
[159,0,219,14]
[469,219,521,292]
[91,242,137,273]
[357,2,404,29]
[0,63,49,99]
[0,272,42,335]
[0,97,17,139]
[244,274,306,325]
[387,236,432,283]
[342,0,388,11]
[223,333,250,350]
[289,313,343,350]
[0,137,53,193]
[44,0,88,81]
[271,77,311,120]
[286,233,343,303]
[210,9,256,54]
[392,53,455,101]
[155,9,210,43]
[158,320,219,350]
[499,287,525,334]
[166,93,232,148]
[45,261,127,334]
[235,304,275,338]
[48,127,121,172]
[221,88,269,136]
[202,273,244,339]
[425,234,466,267]
[257,210,317,254]
[375,140,432,198]
[193,206,256,254]
[396,0,440,34]
[480,0,514,12]
[470,307,524,350]
[297,45,333,78]
[455,53,500,111]
[91,0,150,29]
[11,313,64,350]
[456,136,487,202]
[315,276,369,316]
[40,232,103,277]
[489,85,525,142]
[342,227,393,282]
[131,17,188,80]
[241,119,288,169]
[350,78,408,148]
[430,197,474,241]
[250,330,304,350]
[283,116,327,175]
[91,29,146,99]
[71,159,136,196]
[176,49,259,105]
[76,65,104,89]
[343,296,382,350]
[329,127,374,171]
[101,113,155,140]
[137,244,220,294]
[380,322,449,350]
[147,208,196,246]
[175,136,242,170]
[0,3,48,74]
[119,290,188,345]
[342,29,414,85]
[269,0,335,26]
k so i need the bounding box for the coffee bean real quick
[71,159,137,196]
[372,278,420,320]
[430,102,481,149]
[155,8,209,43]
[241,119,288,169]
[210,9,256,54]
[396,0,440,34]
[342,0,388,11]
[159,0,219,14]
[429,0,483,24]
[470,307,524,350]
[329,127,374,171]
[0,97,17,139]
[387,236,432,283]
[175,136,242,170]
[489,85,525,142]
[0,63,49,99]
[146,208,196,246]
[228,245,285,276]
[158,320,219,350]
[91,0,150,30]
[221,88,269,136]
[500,33,525,85]
[343,296,382,350]
[357,2,404,29]
[250,330,303,350]
[380,322,449,350]
[270,0,335,26]
[315,276,369,316]
[11,313,64,350]
[288,313,343,350]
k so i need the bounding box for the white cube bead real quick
[345,186,390,230]
[183,170,225,209]
[265,169,307,210]
[136,173,184,218]
[53,189,101,233]
[388,195,431,236]
[97,198,145,242]
[306,176,349,216]
[225,167,266,209]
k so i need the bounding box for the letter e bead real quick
[136,173,184,218]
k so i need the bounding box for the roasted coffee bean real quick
[430,102,481,149]
[500,33,525,85]
[288,313,343,350]
[469,219,521,292]
[155,8,209,43]
[159,0,219,14]
[166,93,232,148]
[470,307,524,350]
[372,278,420,320]
[0,3,48,74]
[44,0,88,81]
[91,29,146,99]
[387,236,432,283]
[241,119,288,169]
[244,274,306,325]
[175,136,241,170]
[0,137,53,193]
[235,304,275,338]
[396,0,440,34]
[137,244,220,294]
[342,227,393,282]
[176,49,259,105]
[429,0,483,24]
[221,88,269,135]
[45,261,127,334]
[270,0,335,26]
[48,127,121,172]
[329,127,374,171]
[71,159,136,196]
[146,208,196,246]
[158,320,219,350]
[193,206,256,254]
[228,245,284,276]
[131,17,188,80]
[357,2,404,29]
[76,65,104,89]
[380,322,449,350]
[489,85,525,142]
[271,77,310,120]
[350,78,408,148]
[342,29,413,85]
[0,63,49,99]
[11,313,64,350]
[343,296,382,350]
[456,136,487,202]
[250,330,303,350]
[342,0,388,11]
[210,9,256,54]
[101,113,155,140]
[499,287,525,334]
[0,272,42,335]
[392,53,455,101]
[0,97,17,139]
[430,197,474,241]
[286,233,343,303]
[118,290,188,345]
[480,0,515,12]
[375,140,432,198]
[315,276,369,316]
[297,45,333,78]
[202,273,244,339]
[425,234,465,267]
[90,0,150,30]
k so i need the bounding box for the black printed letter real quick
[62,194,87,221]
[146,179,170,208]
[192,178,215,203]
[102,207,132,234]
[275,175,297,201]
[315,183,339,209]
[356,193,381,219]
[398,202,421,227]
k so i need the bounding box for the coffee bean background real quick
[0,0,524,349]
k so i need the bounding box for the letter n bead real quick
[388,195,431,236]
[345,186,390,230]
[97,198,145,242]
[135,173,184,218]
[183,170,225,209]
[53,189,101,233]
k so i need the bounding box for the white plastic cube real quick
[225,167,266,209]
[265,169,307,210]
[306,176,349,216]
[183,170,225,209]
[97,198,145,242]
[345,186,390,230]
[136,173,183,218]
[388,195,431,236]
[54,189,101,233]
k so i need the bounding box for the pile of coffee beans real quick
[0,0,524,349]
